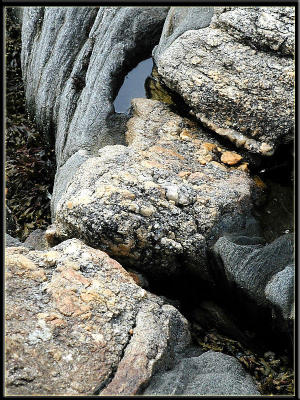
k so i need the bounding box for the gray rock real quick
[23,229,49,250]
[265,264,294,319]
[143,350,260,395]
[21,7,169,168]
[5,239,190,396]
[154,6,294,156]
[213,233,294,311]
[5,234,23,248]
[53,99,261,281]
[153,7,213,58]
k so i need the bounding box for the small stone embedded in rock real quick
[220,151,243,166]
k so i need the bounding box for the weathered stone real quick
[21,7,169,168]
[54,99,261,281]
[265,264,294,320]
[5,239,190,395]
[23,229,49,250]
[143,350,260,395]
[154,7,295,156]
[5,233,23,248]
[213,233,294,327]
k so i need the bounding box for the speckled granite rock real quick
[143,350,260,395]
[5,239,190,396]
[154,6,295,156]
[213,233,294,325]
[53,99,261,281]
[21,7,168,168]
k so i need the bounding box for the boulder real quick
[154,6,295,156]
[23,229,49,250]
[213,233,294,327]
[5,239,190,395]
[21,7,169,168]
[143,350,260,395]
[53,98,261,282]
[5,233,23,248]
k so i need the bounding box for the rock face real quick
[154,6,295,156]
[21,6,169,168]
[5,239,190,396]
[5,233,23,247]
[143,350,260,395]
[213,233,294,323]
[54,99,261,281]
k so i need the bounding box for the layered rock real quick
[143,350,260,395]
[21,7,168,168]
[154,6,295,156]
[213,233,294,325]
[5,239,190,395]
[53,99,261,281]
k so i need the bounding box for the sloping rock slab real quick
[21,7,169,168]
[5,239,190,395]
[143,350,260,395]
[54,99,261,281]
[154,6,294,156]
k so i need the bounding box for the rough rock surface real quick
[154,6,295,156]
[53,99,261,281]
[5,233,23,248]
[213,233,294,322]
[143,350,260,395]
[23,228,49,250]
[153,7,213,57]
[21,6,169,168]
[5,239,190,395]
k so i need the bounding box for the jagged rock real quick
[5,233,23,248]
[213,233,294,327]
[143,350,260,395]
[154,6,295,156]
[5,239,190,396]
[54,99,261,281]
[21,6,169,168]
[23,229,49,250]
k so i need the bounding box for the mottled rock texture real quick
[5,239,190,396]
[21,7,169,168]
[5,233,23,248]
[143,350,260,395]
[54,99,261,281]
[154,6,295,156]
[213,233,294,322]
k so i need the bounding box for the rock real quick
[143,350,260,395]
[153,7,213,58]
[265,264,294,320]
[154,6,295,156]
[54,99,261,282]
[21,7,169,168]
[6,233,23,248]
[23,229,49,250]
[5,239,190,395]
[213,233,294,327]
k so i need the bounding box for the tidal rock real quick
[5,233,23,248]
[143,350,260,395]
[213,233,294,325]
[154,6,295,156]
[23,229,49,250]
[265,264,294,320]
[21,7,169,168]
[54,99,261,281]
[5,239,190,395]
